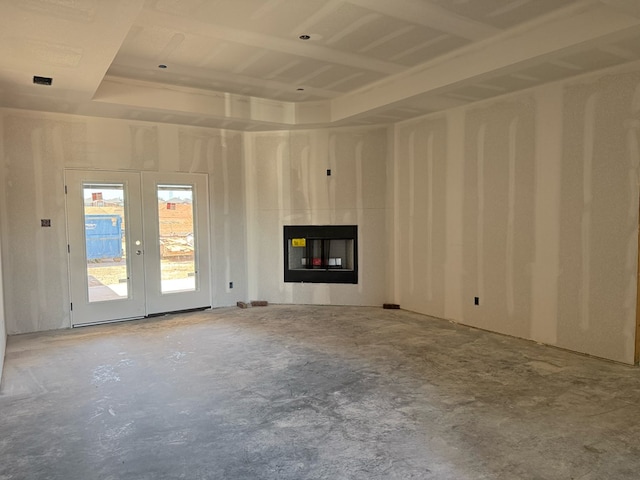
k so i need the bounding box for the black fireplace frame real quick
[283,225,358,284]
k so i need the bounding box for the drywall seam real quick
[32,127,47,329]
[444,109,465,320]
[627,83,640,362]
[243,134,258,300]
[216,134,232,297]
[426,132,434,302]
[581,93,598,330]
[51,124,70,329]
[355,139,365,295]
[506,117,518,316]
[387,127,396,304]
[301,144,311,212]
[530,84,562,344]
[276,139,287,297]
[476,124,486,305]
[323,134,333,224]
[408,130,416,294]
[393,127,401,303]
[328,134,337,224]
[0,112,5,386]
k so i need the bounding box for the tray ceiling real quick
[1,0,640,130]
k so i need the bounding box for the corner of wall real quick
[0,240,6,388]
[389,124,399,304]
[0,111,6,385]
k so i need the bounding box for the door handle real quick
[136,250,143,255]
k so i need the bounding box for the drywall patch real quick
[131,125,158,171]
[177,129,214,173]
[288,132,312,211]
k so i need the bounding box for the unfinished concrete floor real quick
[1,305,639,479]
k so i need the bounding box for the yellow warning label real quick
[292,238,306,247]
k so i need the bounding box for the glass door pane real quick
[142,172,211,316]
[157,185,196,293]
[83,183,129,302]
[66,170,146,326]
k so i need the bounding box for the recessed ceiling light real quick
[298,34,311,40]
[158,64,168,69]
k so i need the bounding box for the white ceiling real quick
[1,0,640,130]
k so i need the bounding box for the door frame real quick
[142,171,212,315]
[64,169,212,327]
[65,170,146,326]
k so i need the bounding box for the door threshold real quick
[145,306,211,318]
[72,315,145,328]
[73,306,211,328]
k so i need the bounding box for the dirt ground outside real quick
[87,259,195,286]
[85,202,195,287]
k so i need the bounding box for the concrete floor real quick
[1,305,639,480]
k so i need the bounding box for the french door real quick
[65,170,211,326]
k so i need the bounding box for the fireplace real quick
[283,225,358,284]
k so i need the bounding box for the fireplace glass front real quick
[284,225,358,284]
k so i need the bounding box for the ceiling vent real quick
[33,76,53,86]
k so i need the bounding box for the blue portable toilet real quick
[85,214,123,261]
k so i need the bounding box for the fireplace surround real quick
[283,225,358,284]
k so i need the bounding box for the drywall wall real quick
[0,114,6,383]
[0,110,247,335]
[2,66,639,365]
[244,127,392,306]
[394,64,640,364]
[0,176,5,385]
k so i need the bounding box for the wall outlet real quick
[474,297,479,306]
[41,219,51,227]
[229,281,233,289]
[326,169,331,176]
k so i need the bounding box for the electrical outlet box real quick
[41,219,51,227]
[474,297,479,306]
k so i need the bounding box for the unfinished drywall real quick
[244,127,391,306]
[0,110,247,335]
[0,114,6,382]
[0,248,5,385]
[557,70,640,362]
[394,116,449,318]
[461,97,536,337]
[394,64,640,364]
[0,187,5,385]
